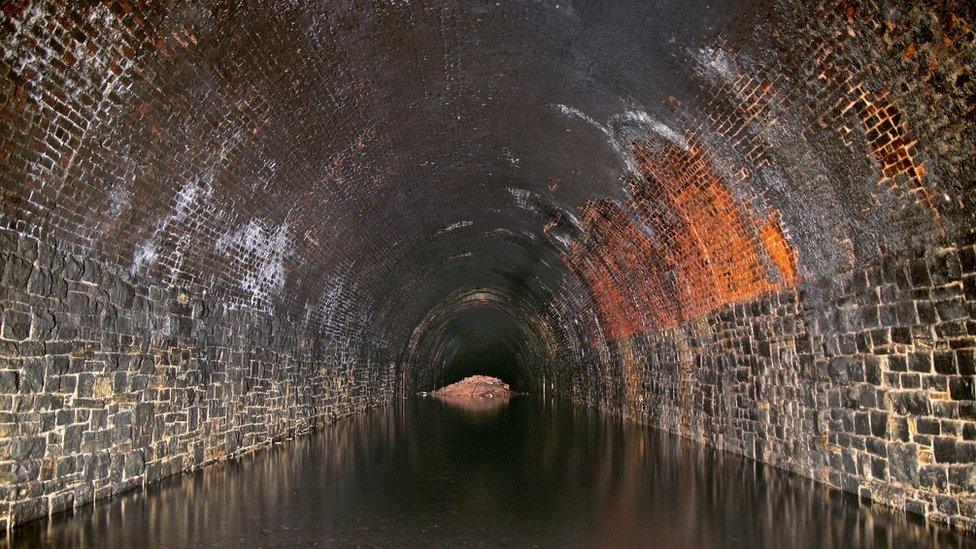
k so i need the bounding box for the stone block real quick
[949,465,976,493]
[934,351,957,375]
[0,371,18,393]
[888,391,931,415]
[10,436,46,462]
[888,443,918,484]
[950,377,976,401]
[2,256,32,291]
[1,309,31,341]
[919,466,948,490]
[908,352,932,373]
[958,351,976,376]
[934,437,958,463]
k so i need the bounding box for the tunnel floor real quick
[6,397,973,548]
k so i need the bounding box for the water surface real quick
[8,397,974,548]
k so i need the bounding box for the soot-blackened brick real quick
[950,377,976,401]
[909,352,933,373]
[957,350,976,376]
[889,391,931,415]
[934,351,958,375]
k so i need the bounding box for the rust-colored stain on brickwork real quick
[760,209,798,285]
[574,244,644,342]
[839,87,930,203]
[571,139,800,340]
[570,200,678,341]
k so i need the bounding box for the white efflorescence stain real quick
[129,242,158,276]
[306,272,388,356]
[506,187,537,211]
[692,46,736,81]
[502,147,521,167]
[4,3,139,195]
[216,218,292,309]
[439,220,474,233]
[553,103,689,178]
[130,179,214,275]
[2,4,135,104]
[621,110,690,151]
[550,231,573,249]
[129,130,241,276]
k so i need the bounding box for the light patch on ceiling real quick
[553,103,689,177]
[130,179,213,275]
[216,218,292,308]
[440,220,474,233]
[692,46,735,80]
[506,187,537,211]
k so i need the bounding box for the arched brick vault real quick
[1,0,975,532]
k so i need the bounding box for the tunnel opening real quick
[407,292,556,394]
[434,307,533,392]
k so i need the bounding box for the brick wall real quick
[1,0,974,535]
[565,238,976,531]
[0,228,401,529]
[544,0,976,533]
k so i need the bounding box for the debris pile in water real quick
[432,375,515,399]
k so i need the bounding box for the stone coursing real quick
[0,0,973,537]
[0,228,401,530]
[570,237,976,532]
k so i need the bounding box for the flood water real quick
[8,397,974,548]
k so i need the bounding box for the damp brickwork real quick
[568,237,976,532]
[1,0,975,536]
[549,0,976,534]
[0,228,401,529]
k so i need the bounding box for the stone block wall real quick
[570,237,976,532]
[0,228,402,529]
[0,0,973,537]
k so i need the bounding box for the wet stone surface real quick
[1,0,976,534]
[6,397,974,548]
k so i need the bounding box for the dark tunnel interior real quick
[428,306,528,389]
[0,0,975,537]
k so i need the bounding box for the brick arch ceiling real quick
[2,0,974,385]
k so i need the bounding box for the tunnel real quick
[1,0,975,544]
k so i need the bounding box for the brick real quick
[888,391,931,416]
[908,352,932,373]
[950,377,976,401]
[0,0,973,535]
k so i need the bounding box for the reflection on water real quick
[7,398,974,548]
[435,394,513,414]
